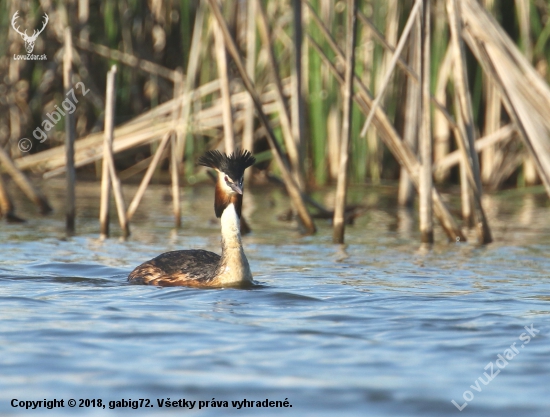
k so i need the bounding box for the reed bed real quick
[1,0,550,243]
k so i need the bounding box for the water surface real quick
[1,181,549,416]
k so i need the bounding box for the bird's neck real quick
[217,202,252,285]
[220,202,242,250]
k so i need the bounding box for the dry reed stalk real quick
[307,35,466,242]
[107,154,129,238]
[433,44,453,183]
[371,0,400,182]
[0,148,51,214]
[126,133,171,221]
[434,124,514,174]
[333,0,357,244]
[16,116,171,173]
[170,70,183,228]
[461,0,550,197]
[243,0,256,185]
[42,121,174,178]
[515,0,532,61]
[359,20,374,173]
[487,153,524,190]
[355,9,418,80]
[169,134,181,227]
[214,20,235,154]
[447,0,492,244]
[255,0,299,182]
[481,78,501,183]
[455,95,474,226]
[514,0,537,185]
[99,67,115,238]
[207,0,316,234]
[73,37,177,82]
[175,1,206,165]
[398,12,421,207]
[459,158,473,225]
[480,0,500,184]
[419,0,433,244]
[327,105,341,180]
[118,154,159,181]
[290,0,306,190]
[100,66,116,238]
[352,6,465,143]
[18,79,223,174]
[365,2,415,178]
[523,150,539,185]
[381,0,399,85]
[101,65,129,238]
[0,175,13,218]
[78,0,89,41]
[64,28,76,233]
[305,0,461,148]
[359,0,422,139]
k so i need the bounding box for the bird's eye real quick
[224,176,229,182]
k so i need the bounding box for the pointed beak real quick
[228,182,243,195]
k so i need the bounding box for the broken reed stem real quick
[419,0,434,244]
[126,133,171,221]
[243,0,256,185]
[214,20,235,154]
[333,0,357,244]
[359,0,422,139]
[447,0,492,244]
[64,28,76,233]
[207,0,316,234]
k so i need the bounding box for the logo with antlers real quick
[11,11,49,54]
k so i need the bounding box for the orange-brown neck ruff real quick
[215,181,242,218]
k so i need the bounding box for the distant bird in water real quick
[128,149,256,287]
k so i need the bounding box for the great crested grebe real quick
[128,149,256,288]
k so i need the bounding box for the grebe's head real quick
[199,149,256,217]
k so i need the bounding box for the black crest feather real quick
[198,149,256,180]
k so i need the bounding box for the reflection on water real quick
[1,180,549,416]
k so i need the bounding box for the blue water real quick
[1,182,549,416]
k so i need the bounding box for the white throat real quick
[220,203,241,247]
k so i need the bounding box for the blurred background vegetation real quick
[0,0,549,189]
